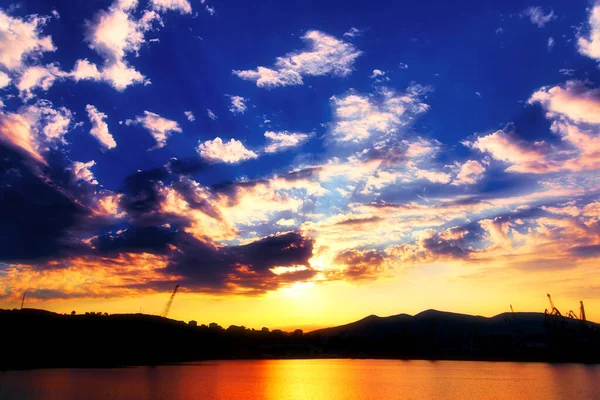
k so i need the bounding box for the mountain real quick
[309,309,555,338]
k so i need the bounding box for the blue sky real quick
[1,0,600,323]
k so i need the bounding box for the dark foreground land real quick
[1,308,599,369]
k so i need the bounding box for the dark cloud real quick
[151,231,316,293]
[331,249,385,280]
[334,216,382,226]
[0,144,90,262]
[165,157,208,175]
[569,244,600,258]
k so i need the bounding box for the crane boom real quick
[547,293,555,310]
[160,284,179,318]
[20,292,26,310]
[580,301,586,321]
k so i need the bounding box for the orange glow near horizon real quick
[3,258,598,331]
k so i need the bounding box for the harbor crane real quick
[580,301,586,321]
[545,293,562,316]
[160,284,179,318]
[20,292,26,310]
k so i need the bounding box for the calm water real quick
[2,359,600,400]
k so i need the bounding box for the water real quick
[2,359,599,400]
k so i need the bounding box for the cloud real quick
[149,0,192,14]
[386,226,473,263]
[468,130,556,174]
[73,0,159,90]
[529,80,600,125]
[125,111,182,148]
[184,111,195,121]
[0,71,11,88]
[276,218,296,226]
[228,95,247,114]
[547,37,555,52]
[522,6,556,28]
[343,27,362,38]
[0,10,55,71]
[71,0,190,90]
[233,30,361,88]
[263,131,311,153]
[369,69,385,78]
[453,160,486,185]
[329,84,430,142]
[197,137,258,164]
[0,101,73,164]
[207,109,217,120]
[86,104,117,150]
[331,249,386,281]
[16,64,67,99]
[578,2,600,62]
[398,63,408,69]
[72,160,98,185]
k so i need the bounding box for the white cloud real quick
[126,111,182,148]
[523,6,556,28]
[0,101,72,164]
[184,111,195,121]
[149,0,192,14]
[329,84,430,142]
[264,131,311,153]
[0,71,11,88]
[71,0,160,90]
[343,27,362,38]
[547,37,555,52]
[578,2,600,62]
[86,104,117,149]
[228,95,247,114]
[233,30,361,88]
[72,0,187,90]
[453,160,485,185]
[205,5,215,15]
[0,11,55,71]
[529,80,600,125]
[197,137,258,164]
[17,64,67,99]
[369,69,385,79]
[72,160,98,184]
[398,63,408,69]
[276,218,296,226]
[51,10,60,19]
[207,109,217,120]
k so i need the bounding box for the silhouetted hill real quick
[310,310,554,338]
[1,308,599,369]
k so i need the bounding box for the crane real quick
[160,284,179,318]
[580,301,586,321]
[545,293,562,316]
[510,304,514,313]
[20,292,26,310]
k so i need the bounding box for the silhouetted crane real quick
[20,292,26,310]
[510,304,514,313]
[545,293,562,316]
[160,284,179,318]
[580,301,586,321]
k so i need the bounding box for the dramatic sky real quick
[1,0,600,329]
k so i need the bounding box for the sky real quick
[1,0,600,330]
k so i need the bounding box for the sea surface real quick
[2,359,600,399]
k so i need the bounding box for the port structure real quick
[160,284,180,318]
